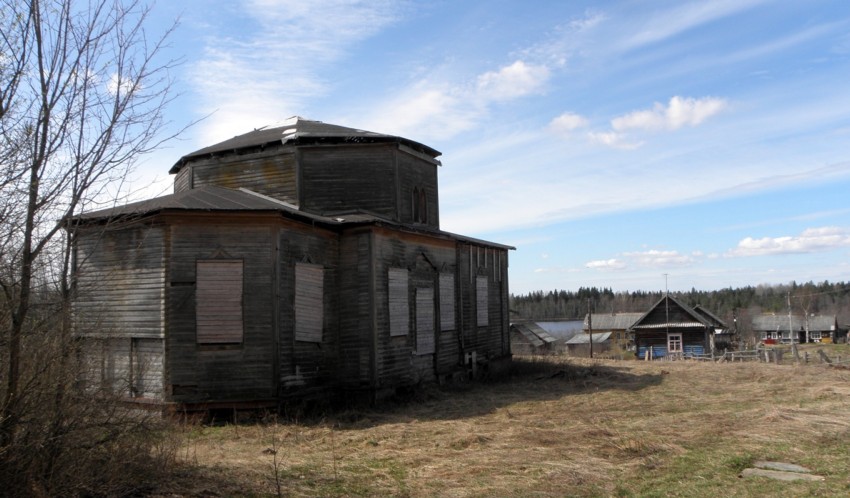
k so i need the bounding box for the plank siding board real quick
[187,150,298,205]
[196,260,243,344]
[439,273,455,331]
[132,338,164,398]
[300,145,396,217]
[415,288,435,354]
[476,276,489,327]
[337,231,373,388]
[294,263,324,342]
[168,221,275,402]
[277,222,339,394]
[388,268,409,337]
[74,226,166,339]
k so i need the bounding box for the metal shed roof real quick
[584,313,643,331]
[170,117,441,174]
[565,332,611,345]
[511,321,559,348]
[71,186,514,250]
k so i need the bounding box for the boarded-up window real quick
[476,276,489,327]
[131,338,163,398]
[295,263,324,342]
[439,273,455,331]
[389,268,409,336]
[416,288,435,354]
[196,260,243,344]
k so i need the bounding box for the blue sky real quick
[134,0,850,294]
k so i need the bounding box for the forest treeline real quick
[510,281,850,332]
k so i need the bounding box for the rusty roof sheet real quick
[171,117,440,173]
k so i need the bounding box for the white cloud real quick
[587,131,643,149]
[361,60,550,142]
[726,226,850,257]
[476,61,549,101]
[621,0,770,50]
[549,112,589,137]
[586,259,627,270]
[623,249,696,267]
[612,96,728,132]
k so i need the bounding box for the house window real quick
[667,333,682,354]
[295,263,324,343]
[811,331,822,341]
[389,268,409,336]
[196,260,243,344]
[476,276,489,327]
[416,288,435,354]
[439,273,455,331]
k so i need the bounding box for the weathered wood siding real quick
[181,149,298,205]
[369,228,476,388]
[457,243,511,363]
[299,144,396,217]
[336,230,374,389]
[396,150,439,229]
[74,224,166,400]
[276,221,339,396]
[166,217,276,403]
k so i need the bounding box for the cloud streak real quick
[189,0,404,144]
[726,227,850,257]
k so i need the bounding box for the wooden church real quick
[71,117,513,410]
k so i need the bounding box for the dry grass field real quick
[155,353,850,497]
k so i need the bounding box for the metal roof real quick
[692,305,728,329]
[752,314,836,332]
[73,185,312,220]
[629,294,713,330]
[584,312,643,330]
[170,117,441,174]
[565,332,611,345]
[511,321,558,347]
[72,186,514,250]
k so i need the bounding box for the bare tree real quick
[0,0,180,447]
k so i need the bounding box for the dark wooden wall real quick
[165,215,276,403]
[299,144,397,218]
[276,219,339,398]
[175,148,298,206]
[396,149,439,229]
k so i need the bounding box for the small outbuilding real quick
[510,321,560,355]
[583,312,642,351]
[564,332,611,357]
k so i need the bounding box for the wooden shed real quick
[629,295,716,359]
[510,321,559,355]
[70,117,513,410]
[583,312,642,351]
